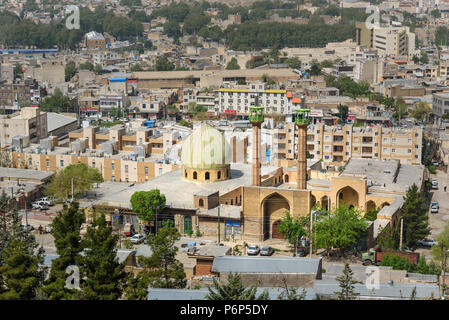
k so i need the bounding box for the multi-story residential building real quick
[180,88,215,112]
[0,107,48,147]
[432,92,449,117]
[215,82,303,116]
[355,22,418,60]
[271,123,422,166]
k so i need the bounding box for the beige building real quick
[272,123,422,166]
[0,107,48,147]
[356,22,418,59]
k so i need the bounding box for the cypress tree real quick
[401,184,430,248]
[41,202,84,300]
[334,263,361,300]
[80,214,126,300]
[0,191,43,297]
[0,240,44,300]
[206,273,269,300]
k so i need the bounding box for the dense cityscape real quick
[0,0,449,305]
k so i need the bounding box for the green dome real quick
[181,125,231,169]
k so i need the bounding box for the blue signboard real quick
[225,220,241,227]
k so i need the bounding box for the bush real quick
[122,239,134,249]
[428,165,436,174]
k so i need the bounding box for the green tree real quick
[39,88,72,113]
[278,212,308,246]
[79,62,94,71]
[130,189,166,223]
[314,205,367,256]
[46,163,103,201]
[65,61,77,82]
[430,221,449,276]
[42,202,84,300]
[420,51,429,64]
[130,63,143,72]
[0,240,44,300]
[80,214,127,300]
[15,63,24,76]
[277,278,306,300]
[285,57,301,69]
[94,64,103,74]
[409,101,431,122]
[401,184,430,248]
[138,221,186,289]
[309,62,322,76]
[226,57,241,70]
[337,104,349,124]
[109,106,124,119]
[154,56,174,71]
[206,272,269,300]
[334,263,360,300]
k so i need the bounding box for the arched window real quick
[185,170,187,178]
[231,199,233,205]
[235,197,238,204]
[193,171,197,180]
[217,171,221,179]
[205,172,210,180]
[275,178,277,185]
[285,175,289,183]
[199,199,204,207]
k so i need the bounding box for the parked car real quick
[39,197,55,206]
[247,245,260,256]
[21,224,34,231]
[431,201,439,209]
[130,234,145,244]
[431,206,439,214]
[431,179,438,189]
[432,160,439,166]
[260,246,274,256]
[417,239,438,247]
[32,201,49,210]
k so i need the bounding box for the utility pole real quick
[310,209,313,258]
[217,205,220,244]
[399,218,404,250]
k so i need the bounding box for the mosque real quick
[93,107,426,242]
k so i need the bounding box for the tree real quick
[314,205,367,256]
[401,184,430,249]
[206,272,269,300]
[79,62,94,71]
[46,163,103,201]
[309,62,322,76]
[0,240,44,300]
[285,57,301,69]
[109,106,124,119]
[65,61,77,82]
[226,57,240,70]
[94,64,103,74]
[80,214,127,300]
[15,63,24,76]
[394,98,408,121]
[431,221,449,277]
[130,64,143,72]
[138,220,186,289]
[278,212,308,246]
[277,278,306,300]
[337,104,348,124]
[130,189,166,223]
[0,191,44,299]
[409,101,431,122]
[420,51,429,64]
[154,56,174,71]
[334,263,360,300]
[39,88,71,113]
[42,202,84,300]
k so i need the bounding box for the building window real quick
[46,159,50,167]
[111,176,115,181]
[199,199,204,207]
[60,160,64,167]
[125,165,128,173]
[392,149,396,153]
[111,163,115,170]
[408,149,411,153]
[193,171,197,180]
[205,172,210,180]
[217,171,221,179]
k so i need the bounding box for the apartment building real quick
[0,107,48,147]
[272,123,422,166]
[0,79,40,109]
[215,82,303,116]
[432,92,449,117]
[355,22,418,59]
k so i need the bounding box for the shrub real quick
[428,165,436,174]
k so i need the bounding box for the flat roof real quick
[132,69,298,80]
[47,112,77,133]
[0,167,54,182]
[93,163,280,209]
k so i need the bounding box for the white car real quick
[431,206,439,214]
[130,234,145,244]
[247,245,260,256]
[417,239,438,247]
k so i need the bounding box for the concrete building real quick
[432,92,449,117]
[215,82,303,116]
[84,31,107,50]
[356,22,418,60]
[0,107,47,147]
[271,123,422,166]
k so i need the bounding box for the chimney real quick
[294,108,311,189]
[249,106,264,186]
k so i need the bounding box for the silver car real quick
[417,239,438,247]
[247,245,260,256]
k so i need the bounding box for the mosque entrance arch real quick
[336,186,359,208]
[262,193,290,240]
